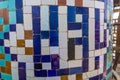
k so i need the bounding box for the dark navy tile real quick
[76,7,88,14]
[11,54,17,61]
[82,14,88,23]
[16,9,23,23]
[68,6,75,22]
[33,35,41,55]
[95,20,100,30]
[68,23,81,30]
[95,56,99,61]
[70,67,82,74]
[50,31,58,46]
[19,69,26,80]
[41,31,49,39]
[34,70,47,77]
[48,70,57,77]
[82,58,88,72]
[34,56,41,62]
[82,23,88,36]
[0,39,4,46]
[51,55,59,69]
[15,0,23,9]
[34,63,42,69]
[41,55,51,62]
[75,38,82,45]
[89,75,99,80]
[19,62,26,69]
[4,32,9,39]
[50,6,58,13]
[10,24,16,31]
[5,47,10,53]
[32,6,40,18]
[57,69,69,76]
[83,38,88,58]
[33,18,40,34]
[95,8,100,21]
[50,12,58,30]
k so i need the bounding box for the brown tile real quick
[61,76,68,80]
[25,30,33,39]
[6,61,11,68]
[75,0,82,6]
[0,25,3,32]
[0,10,3,17]
[76,74,82,80]
[0,54,4,59]
[25,48,33,55]
[17,40,25,47]
[1,67,6,73]
[6,68,11,74]
[58,0,66,6]
[3,9,9,24]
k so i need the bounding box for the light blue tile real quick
[0,17,3,24]
[9,11,16,24]
[0,46,4,53]
[9,0,15,11]
[1,73,12,80]
[0,59,5,66]
[0,1,8,9]
[5,54,11,61]
[0,32,4,39]
[3,25,9,32]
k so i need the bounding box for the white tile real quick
[95,1,104,9]
[46,77,60,80]
[75,45,83,59]
[41,39,49,47]
[89,57,95,71]
[17,48,25,54]
[99,55,104,68]
[24,14,32,30]
[4,40,9,47]
[60,48,68,60]
[10,47,17,54]
[98,68,103,74]
[67,0,75,6]
[26,70,34,77]
[59,14,67,31]
[59,6,67,14]
[11,62,18,68]
[27,77,46,80]
[50,47,59,54]
[26,0,41,5]
[10,32,16,46]
[68,60,82,68]
[89,19,95,50]
[18,55,33,62]
[101,48,107,55]
[60,59,68,69]
[16,24,24,39]
[83,0,94,7]
[95,50,101,56]
[82,73,88,79]
[89,8,94,19]
[76,14,82,22]
[68,75,76,80]
[26,63,34,69]
[68,30,82,38]
[25,40,33,47]
[42,63,51,69]
[12,68,19,80]
[100,12,104,26]
[41,6,49,31]
[100,26,104,42]
[89,51,95,57]
[41,0,57,5]
[59,32,67,48]
[41,47,50,55]
[23,6,32,13]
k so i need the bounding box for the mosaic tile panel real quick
[0,0,113,80]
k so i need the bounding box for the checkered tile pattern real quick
[0,0,113,80]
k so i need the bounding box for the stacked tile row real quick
[0,0,113,80]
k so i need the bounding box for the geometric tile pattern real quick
[0,0,113,80]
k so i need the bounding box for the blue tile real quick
[4,32,9,39]
[41,55,51,62]
[68,23,81,30]
[95,43,100,50]
[16,9,23,23]
[95,8,100,21]
[89,75,99,80]
[95,56,99,61]
[82,59,88,72]
[48,70,57,77]
[75,38,82,45]
[19,69,26,80]
[82,23,88,36]
[15,0,23,9]
[34,70,47,77]
[50,31,58,46]
[76,7,88,14]
[41,31,49,39]
[33,35,41,55]
[57,69,69,76]
[32,6,40,18]
[82,14,88,23]
[50,12,58,30]
[34,56,41,62]
[10,24,16,31]
[11,54,17,61]
[50,6,58,13]
[83,38,89,58]
[0,39,3,46]
[70,67,82,74]
[51,55,59,69]
[68,6,75,22]
[95,20,100,30]
[5,47,10,53]
[19,62,26,69]
[33,18,40,34]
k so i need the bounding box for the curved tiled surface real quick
[0,0,113,80]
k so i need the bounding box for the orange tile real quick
[6,61,11,68]
[6,68,11,74]
[25,47,33,55]
[76,74,82,80]
[0,54,4,59]
[17,40,25,47]
[58,0,66,6]
[61,76,68,80]
[25,30,33,39]
[1,67,6,73]
[0,25,3,32]
[75,0,82,6]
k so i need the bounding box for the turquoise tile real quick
[0,32,4,39]
[9,11,16,24]
[0,46,4,53]
[9,0,15,11]
[3,25,9,32]
[0,1,8,9]
[0,59,5,66]
[5,54,11,61]
[0,17,3,24]
[1,73,12,80]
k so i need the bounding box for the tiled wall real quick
[0,0,113,80]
